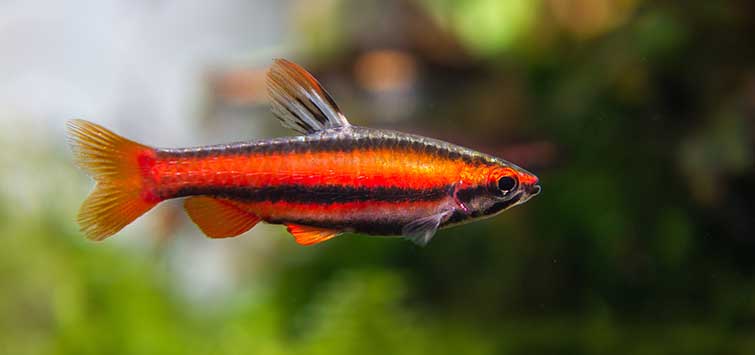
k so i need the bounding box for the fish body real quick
[67,59,540,246]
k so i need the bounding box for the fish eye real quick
[497,176,518,193]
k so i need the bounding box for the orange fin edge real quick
[285,224,341,246]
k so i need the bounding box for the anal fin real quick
[285,224,341,246]
[184,196,261,238]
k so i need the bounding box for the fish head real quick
[463,163,541,219]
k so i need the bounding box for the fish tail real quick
[66,119,160,240]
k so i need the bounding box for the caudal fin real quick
[66,119,159,240]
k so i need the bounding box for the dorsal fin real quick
[266,58,350,135]
[285,224,341,246]
[184,196,261,238]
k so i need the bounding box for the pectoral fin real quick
[401,208,454,247]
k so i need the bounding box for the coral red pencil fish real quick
[66,59,541,246]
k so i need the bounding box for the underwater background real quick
[1,1,754,354]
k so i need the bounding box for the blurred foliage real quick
[3,0,755,354]
[419,0,538,56]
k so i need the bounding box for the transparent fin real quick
[401,208,454,247]
[266,58,350,134]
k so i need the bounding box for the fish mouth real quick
[514,184,541,206]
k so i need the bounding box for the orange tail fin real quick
[66,119,159,240]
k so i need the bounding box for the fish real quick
[66,58,541,246]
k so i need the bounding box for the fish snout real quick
[516,172,541,197]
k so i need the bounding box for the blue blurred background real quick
[1,0,754,354]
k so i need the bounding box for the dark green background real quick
[2,1,754,354]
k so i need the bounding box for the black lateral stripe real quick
[455,186,489,206]
[166,184,452,204]
[481,193,521,215]
[443,193,522,227]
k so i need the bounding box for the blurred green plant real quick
[419,0,537,56]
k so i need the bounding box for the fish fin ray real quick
[184,196,261,238]
[266,58,350,134]
[401,208,454,247]
[66,119,158,241]
[285,224,341,246]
